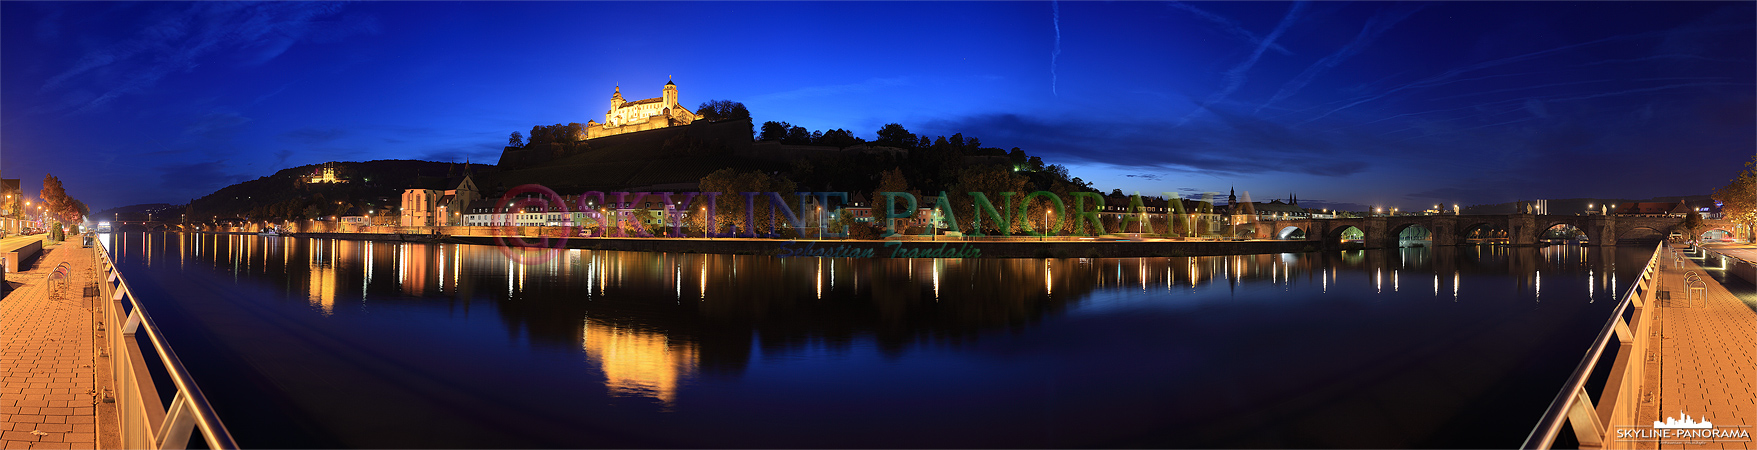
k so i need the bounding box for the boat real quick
[257,228,280,236]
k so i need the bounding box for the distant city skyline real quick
[2,1,1751,212]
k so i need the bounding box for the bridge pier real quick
[1431,216,1457,247]
[1364,217,1388,249]
[1508,214,1538,246]
[1585,216,1614,246]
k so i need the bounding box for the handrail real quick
[1522,242,1665,449]
[93,234,238,449]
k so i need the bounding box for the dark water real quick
[102,232,1652,448]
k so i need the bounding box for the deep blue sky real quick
[4,1,1753,212]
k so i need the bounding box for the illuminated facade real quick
[585,80,701,139]
[400,165,480,227]
[305,162,347,184]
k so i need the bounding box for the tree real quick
[760,121,791,142]
[946,166,1030,235]
[871,168,920,233]
[1715,154,1756,242]
[820,128,859,148]
[1678,212,1705,242]
[784,125,811,144]
[39,174,82,225]
[695,100,750,122]
[509,131,524,148]
[875,123,916,149]
[693,168,797,237]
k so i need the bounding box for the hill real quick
[188,160,493,220]
[484,118,781,193]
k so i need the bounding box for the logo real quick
[1617,411,1751,444]
[1655,412,1714,430]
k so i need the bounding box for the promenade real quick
[0,240,110,449]
[1642,245,1757,449]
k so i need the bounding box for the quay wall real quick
[1701,247,1757,285]
[1,238,42,273]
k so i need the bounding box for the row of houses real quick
[387,165,1342,233]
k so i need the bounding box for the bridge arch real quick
[1699,228,1736,242]
[1615,226,1666,244]
[1276,226,1306,240]
[1388,223,1433,247]
[1541,223,1585,241]
[1460,222,1508,243]
[1327,225,1365,244]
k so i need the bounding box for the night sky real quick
[3,1,1753,212]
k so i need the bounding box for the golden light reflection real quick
[581,318,698,406]
[403,243,431,296]
[308,241,337,316]
[931,260,940,301]
[1044,260,1053,296]
[365,242,375,296]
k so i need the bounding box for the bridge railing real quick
[1522,242,1664,449]
[94,235,238,449]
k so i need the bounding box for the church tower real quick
[662,79,677,108]
[610,86,624,113]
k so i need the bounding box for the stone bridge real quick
[108,220,182,232]
[1254,214,1735,248]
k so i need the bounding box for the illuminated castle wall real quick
[585,80,701,140]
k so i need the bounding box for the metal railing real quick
[94,236,238,449]
[1521,242,1665,449]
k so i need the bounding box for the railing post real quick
[1567,386,1606,447]
[155,392,196,449]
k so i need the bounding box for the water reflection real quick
[582,318,698,406]
[102,232,1652,448]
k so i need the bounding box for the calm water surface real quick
[103,232,1652,448]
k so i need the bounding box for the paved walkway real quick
[1,242,103,449]
[1647,246,1757,449]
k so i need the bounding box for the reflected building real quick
[581,318,699,405]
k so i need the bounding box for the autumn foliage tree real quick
[692,168,798,237]
[39,174,86,225]
[1715,154,1756,241]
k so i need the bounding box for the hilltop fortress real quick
[586,80,701,139]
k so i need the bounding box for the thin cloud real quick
[1302,23,1753,124]
[41,3,366,115]
[751,77,910,103]
[1256,4,1422,114]
[1166,2,1292,56]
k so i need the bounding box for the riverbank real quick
[282,232,1319,258]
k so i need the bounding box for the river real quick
[101,232,1652,448]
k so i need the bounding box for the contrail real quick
[1299,24,1752,125]
[1256,5,1421,114]
[1167,2,1292,56]
[1178,1,1306,125]
[1051,0,1061,96]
